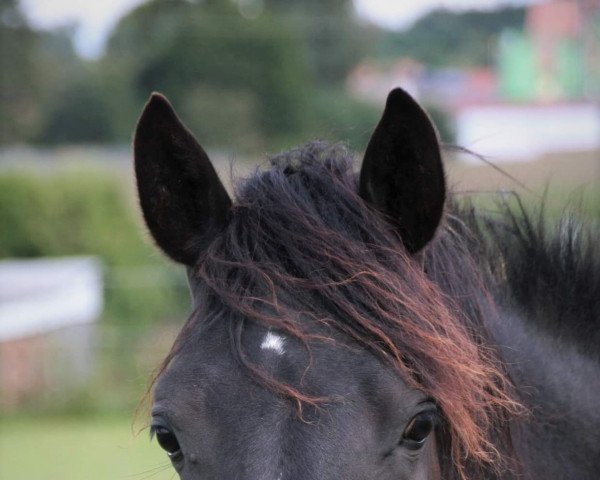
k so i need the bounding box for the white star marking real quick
[260,332,285,355]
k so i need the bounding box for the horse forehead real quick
[153,323,391,406]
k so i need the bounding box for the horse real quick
[133,88,600,480]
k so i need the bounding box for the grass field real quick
[445,150,600,216]
[0,415,172,480]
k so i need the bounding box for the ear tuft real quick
[385,87,415,110]
[142,93,177,119]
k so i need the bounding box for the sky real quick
[21,0,536,59]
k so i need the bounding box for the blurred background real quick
[1,0,599,478]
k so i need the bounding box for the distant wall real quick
[0,257,103,411]
[456,102,600,161]
[0,324,96,411]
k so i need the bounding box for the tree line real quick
[1,0,524,150]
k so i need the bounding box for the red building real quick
[0,257,103,411]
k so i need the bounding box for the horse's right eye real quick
[153,426,182,459]
[400,412,436,450]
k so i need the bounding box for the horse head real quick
[133,89,516,480]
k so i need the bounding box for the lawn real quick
[444,150,600,217]
[0,414,173,480]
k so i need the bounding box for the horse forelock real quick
[156,142,522,480]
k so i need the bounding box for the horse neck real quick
[487,304,600,478]
[425,213,600,478]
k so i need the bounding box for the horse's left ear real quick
[359,88,445,253]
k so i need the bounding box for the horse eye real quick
[401,412,435,450]
[153,426,182,459]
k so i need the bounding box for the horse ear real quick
[134,93,232,266]
[359,88,445,253]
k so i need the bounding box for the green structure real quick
[499,29,585,101]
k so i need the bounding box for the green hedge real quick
[0,167,189,327]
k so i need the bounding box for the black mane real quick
[447,198,600,358]
[255,142,600,358]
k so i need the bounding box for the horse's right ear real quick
[134,93,231,266]
[359,88,445,254]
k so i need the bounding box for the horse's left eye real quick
[153,426,182,460]
[400,412,436,450]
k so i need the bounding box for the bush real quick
[36,78,115,145]
[133,11,311,147]
[305,89,381,151]
[0,168,189,327]
[179,85,263,151]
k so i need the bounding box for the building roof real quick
[527,2,581,38]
